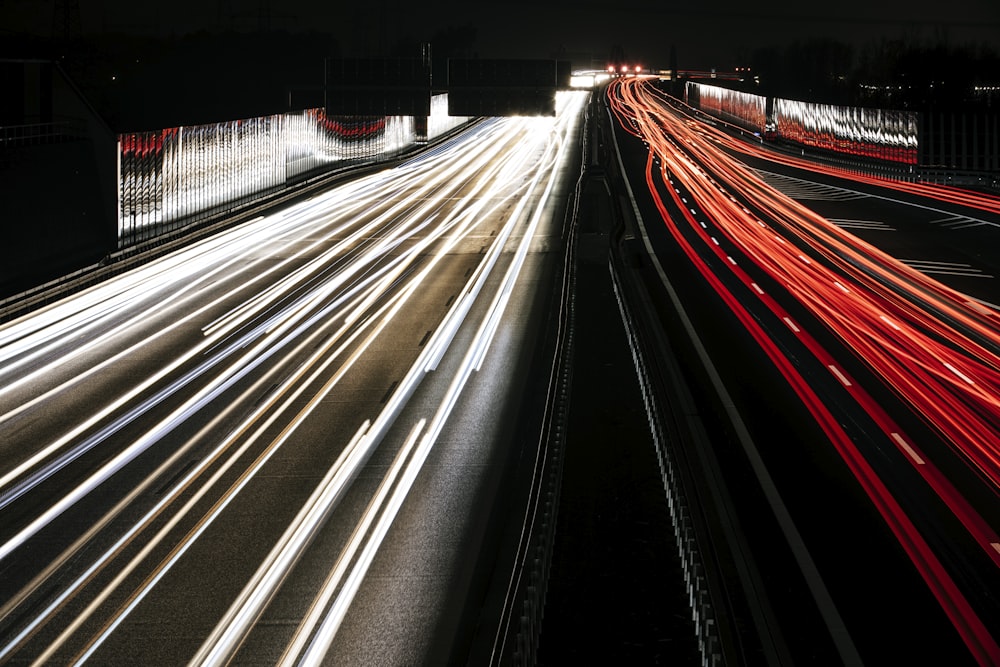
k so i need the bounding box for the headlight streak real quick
[0,260,403,641]
[187,216,507,664]
[195,194,407,339]
[0,210,342,441]
[0,193,393,439]
[418,134,560,372]
[0,209,300,366]
[391,118,500,174]
[423,145,558,372]
[0,355,365,653]
[62,422,374,667]
[0,230,417,514]
[471,129,565,373]
[610,79,1000,664]
[1,114,491,388]
[0,91,584,661]
[198,132,508,341]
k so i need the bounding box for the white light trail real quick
[0,114,525,522]
[0,91,587,665]
[281,93,586,666]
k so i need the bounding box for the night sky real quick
[4,0,999,69]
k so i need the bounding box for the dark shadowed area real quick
[5,0,999,71]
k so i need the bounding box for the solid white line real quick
[923,269,992,278]
[756,169,998,228]
[901,259,977,268]
[828,218,893,228]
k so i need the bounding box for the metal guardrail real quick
[595,85,729,665]
[488,94,588,667]
[608,234,724,667]
[914,167,999,191]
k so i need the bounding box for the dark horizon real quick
[3,0,998,133]
[4,0,999,71]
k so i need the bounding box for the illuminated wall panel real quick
[687,82,766,132]
[117,105,471,248]
[773,98,918,165]
[427,94,470,140]
[685,83,920,166]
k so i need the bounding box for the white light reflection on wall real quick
[117,96,470,249]
[686,82,919,166]
[773,98,918,165]
[687,82,767,133]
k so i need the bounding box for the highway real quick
[0,91,588,665]
[606,77,1000,665]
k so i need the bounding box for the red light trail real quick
[608,77,1000,665]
